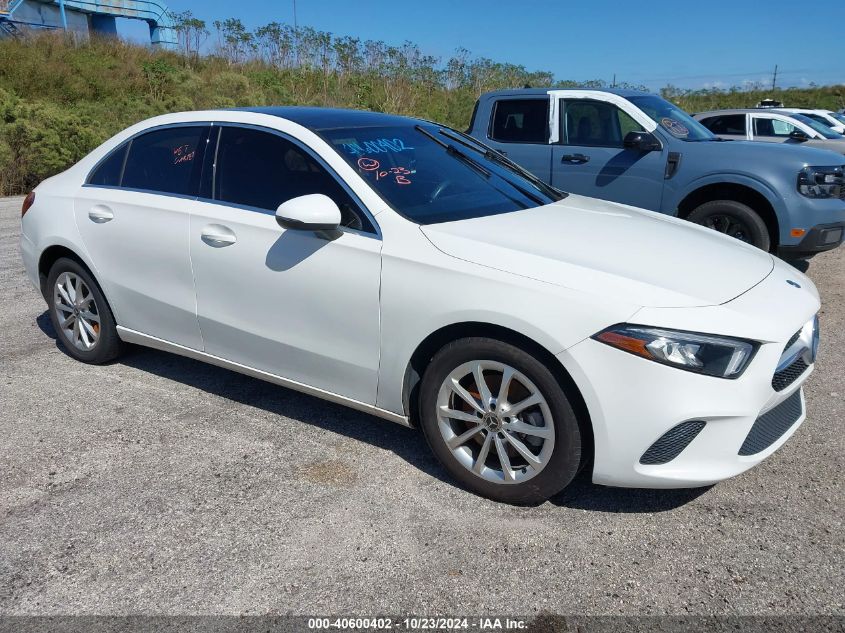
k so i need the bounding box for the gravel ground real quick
[0,195,842,616]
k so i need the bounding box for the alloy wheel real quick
[703,214,752,243]
[436,360,555,484]
[53,272,101,351]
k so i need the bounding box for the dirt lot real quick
[1,195,842,616]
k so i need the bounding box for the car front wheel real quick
[418,337,582,504]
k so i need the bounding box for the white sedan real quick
[19,108,821,503]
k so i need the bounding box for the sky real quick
[119,0,843,91]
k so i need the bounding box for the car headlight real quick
[797,165,844,199]
[593,325,758,379]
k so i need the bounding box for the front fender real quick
[666,172,786,221]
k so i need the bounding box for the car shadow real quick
[549,469,712,512]
[36,310,708,514]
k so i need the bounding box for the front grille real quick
[640,420,706,465]
[738,390,803,456]
[772,357,809,391]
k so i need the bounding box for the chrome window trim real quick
[82,120,383,240]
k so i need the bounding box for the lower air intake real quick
[772,357,808,392]
[739,389,803,456]
[640,420,707,465]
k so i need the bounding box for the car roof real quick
[480,87,652,99]
[233,106,425,130]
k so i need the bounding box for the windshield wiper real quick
[437,128,565,202]
[414,125,491,178]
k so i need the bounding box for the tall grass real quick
[0,32,842,195]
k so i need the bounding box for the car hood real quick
[420,195,775,308]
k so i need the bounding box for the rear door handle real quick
[201,224,237,247]
[561,153,590,164]
[88,205,114,223]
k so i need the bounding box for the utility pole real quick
[293,0,298,29]
[771,64,778,91]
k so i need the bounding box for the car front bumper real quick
[560,337,811,488]
[557,256,820,489]
[777,221,845,259]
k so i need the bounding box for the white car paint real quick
[748,111,823,140]
[546,89,657,143]
[774,108,845,134]
[19,109,821,490]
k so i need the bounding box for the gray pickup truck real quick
[468,88,845,258]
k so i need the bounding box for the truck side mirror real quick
[623,131,662,152]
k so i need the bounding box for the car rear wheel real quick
[687,200,771,251]
[418,337,582,504]
[47,257,123,364]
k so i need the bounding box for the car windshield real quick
[627,95,716,141]
[319,124,565,224]
[831,112,845,125]
[790,114,844,139]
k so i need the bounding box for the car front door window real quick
[212,126,374,233]
[550,98,664,210]
[754,117,797,138]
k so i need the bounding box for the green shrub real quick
[0,31,842,195]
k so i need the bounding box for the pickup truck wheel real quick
[418,337,582,505]
[687,200,771,251]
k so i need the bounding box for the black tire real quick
[687,200,771,251]
[418,337,582,504]
[46,257,124,364]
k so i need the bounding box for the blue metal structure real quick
[0,0,178,48]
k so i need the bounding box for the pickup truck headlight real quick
[797,165,844,199]
[593,325,757,379]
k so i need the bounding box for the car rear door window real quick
[490,99,549,143]
[88,142,128,187]
[213,126,374,232]
[121,126,208,196]
[699,115,746,135]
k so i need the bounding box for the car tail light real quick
[21,191,35,217]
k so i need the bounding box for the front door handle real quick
[88,205,114,223]
[561,153,590,164]
[201,224,237,247]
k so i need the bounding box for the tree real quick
[213,18,256,64]
[171,10,208,61]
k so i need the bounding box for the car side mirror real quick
[276,194,342,238]
[789,130,810,141]
[623,131,661,152]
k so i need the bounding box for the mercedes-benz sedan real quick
[19,108,821,503]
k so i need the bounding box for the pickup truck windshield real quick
[627,95,716,141]
[320,124,564,224]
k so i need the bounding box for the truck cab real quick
[468,88,845,259]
